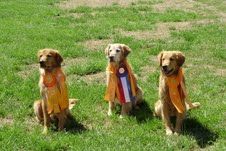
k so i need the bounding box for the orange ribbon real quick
[42,68,69,114]
[166,68,186,113]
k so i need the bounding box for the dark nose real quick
[39,61,45,66]
[162,66,168,71]
[109,56,114,62]
[39,60,44,64]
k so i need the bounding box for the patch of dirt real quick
[206,65,226,77]
[188,64,226,77]
[0,116,14,127]
[153,0,195,12]
[70,13,85,19]
[24,117,40,131]
[82,71,106,84]
[120,19,214,40]
[59,0,138,9]
[215,69,226,77]
[68,71,106,84]
[139,65,158,81]
[67,12,97,19]
[140,56,158,81]
[17,63,39,79]
[63,57,88,69]
[153,0,226,23]
[81,39,112,51]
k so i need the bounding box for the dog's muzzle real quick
[162,66,173,75]
[39,61,45,68]
[109,56,114,62]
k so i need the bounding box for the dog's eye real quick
[109,50,112,52]
[162,58,165,61]
[47,54,52,57]
[116,49,120,53]
[170,58,174,61]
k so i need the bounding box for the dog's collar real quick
[42,68,63,88]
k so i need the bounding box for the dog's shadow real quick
[182,118,218,148]
[65,116,87,133]
[51,116,86,133]
[131,100,153,123]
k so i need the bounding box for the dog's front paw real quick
[107,110,112,116]
[119,115,124,119]
[42,126,48,135]
[166,128,173,135]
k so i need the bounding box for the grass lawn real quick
[0,0,226,150]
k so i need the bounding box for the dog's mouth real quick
[109,56,115,62]
[39,62,53,70]
[162,68,174,76]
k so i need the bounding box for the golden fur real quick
[105,44,143,118]
[154,51,200,135]
[34,48,75,134]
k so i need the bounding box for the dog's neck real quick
[40,67,60,75]
[162,67,181,78]
[109,60,126,70]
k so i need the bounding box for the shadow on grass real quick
[132,100,153,123]
[183,118,218,148]
[65,116,87,133]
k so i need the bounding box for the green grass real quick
[0,0,226,150]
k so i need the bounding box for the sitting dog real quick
[34,48,76,134]
[104,44,143,118]
[154,51,200,135]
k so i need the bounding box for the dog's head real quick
[105,44,131,64]
[157,51,185,76]
[37,49,63,71]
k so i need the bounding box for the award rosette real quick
[117,66,134,104]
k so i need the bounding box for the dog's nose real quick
[162,66,168,71]
[39,61,45,66]
[39,60,44,64]
[109,56,114,62]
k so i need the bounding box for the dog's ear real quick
[54,51,63,66]
[176,52,185,67]
[122,44,131,57]
[157,51,163,66]
[105,44,111,56]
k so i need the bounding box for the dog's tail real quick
[186,99,201,110]
[69,98,78,110]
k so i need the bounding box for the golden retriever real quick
[104,44,143,118]
[154,51,200,135]
[34,48,76,134]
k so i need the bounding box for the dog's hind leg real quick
[154,100,162,117]
[33,100,43,123]
[135,87,143,108]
